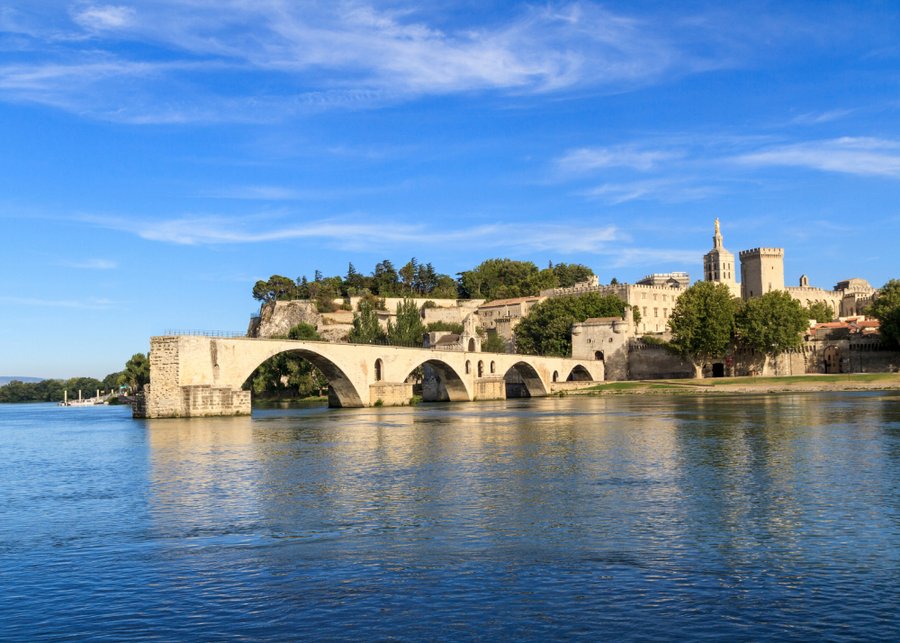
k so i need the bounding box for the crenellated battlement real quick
[739,247,784,258]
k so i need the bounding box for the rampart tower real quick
[703,218,739,297]
[739,247,784,299]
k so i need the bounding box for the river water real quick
[1,393,898,640]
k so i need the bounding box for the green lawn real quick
[579,372,900,393]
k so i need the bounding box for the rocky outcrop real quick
[250,301,321,338]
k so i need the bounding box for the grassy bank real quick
[574,372,900,395]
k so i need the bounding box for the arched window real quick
[374,359,383,382]
[468,338,476,352]
[552,371,559,382]
[477,361,484,377]
[595,351,604,361]
[490,361,496,374]
[465,360,471,374]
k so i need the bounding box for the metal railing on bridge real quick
[162,330,248,338]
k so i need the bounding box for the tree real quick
[457,258,546,300]
[399,257,419,293]
[806,301,834,323]
[372,259,399,296]
[425,321,464,334]
[102,371,123,391]
[515,293,628,356]
[482,332,507,353]
[307,276,341,313]
[386,298,426,346]
[869,279,900,348]
[118,353,150,392]
[547,263,594,288]
[349,300,385,344]
[345,262,367,295]
[430,274,460,299]
[734,290,808,373]
[668,281,737,378]
[287,323,320,340]
[252,275,299,302]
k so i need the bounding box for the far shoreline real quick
[566,373,900,397]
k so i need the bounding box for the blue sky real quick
[2,1,900,378]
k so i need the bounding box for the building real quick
[739,247,785,299]
[636,272,690,288]
[703,218,740,297]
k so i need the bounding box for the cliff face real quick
[250,301,321,338]
[247,300,353,342]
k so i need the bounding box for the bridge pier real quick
[474,377,506,401]
[369,382,414,406]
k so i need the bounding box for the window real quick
[374,359,383,382]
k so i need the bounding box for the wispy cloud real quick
[603,247,703,268]
[81,211,628,255]
[790,109,856,125]
[557,145,684,173]
[71,4,136,32]
[0,295,113,309]
[579,178,718,204]
[0,2,746,122]
[552,132,900,206]
[200,185,308,201]
[60,258,117,270]
[733,137,900,177]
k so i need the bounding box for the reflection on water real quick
[1,393,899,640]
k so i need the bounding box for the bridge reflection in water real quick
[135,335,603,418]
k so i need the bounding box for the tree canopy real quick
[252,258,594,305]
[348,300,385,344]
[734,291,808,367]
[457,259,594,301]
[515,293,628,357]
[0,352,148,403]
[870,279,900,348]
[805,301,834,323]
[667,281,737,377]
[118,353,150,392]
[386,298,427,347]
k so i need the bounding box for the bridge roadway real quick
[134,335,604,418]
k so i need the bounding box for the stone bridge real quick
[134,335,604,418]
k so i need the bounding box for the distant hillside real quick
[0,376,44,386]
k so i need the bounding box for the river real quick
[1,393,898,640]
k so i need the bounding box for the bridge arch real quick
[240,347,364,407]
[503,361,548,398]
[566,365,592,381]
[408,358,471,402]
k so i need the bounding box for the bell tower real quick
[703,218,739,297]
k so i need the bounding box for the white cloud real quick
[0,295,113,309]
[603,247,703,268]
[61,258,117,270]
[790,109,855,125]
[201,185,306,201]
[580,178,718,204]
[733,137,900,177]
[72,5,136,31]
[0,2,741,122]
[82,211,626,254]
[557,146,684,173]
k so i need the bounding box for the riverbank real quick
[571,372,900,396]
